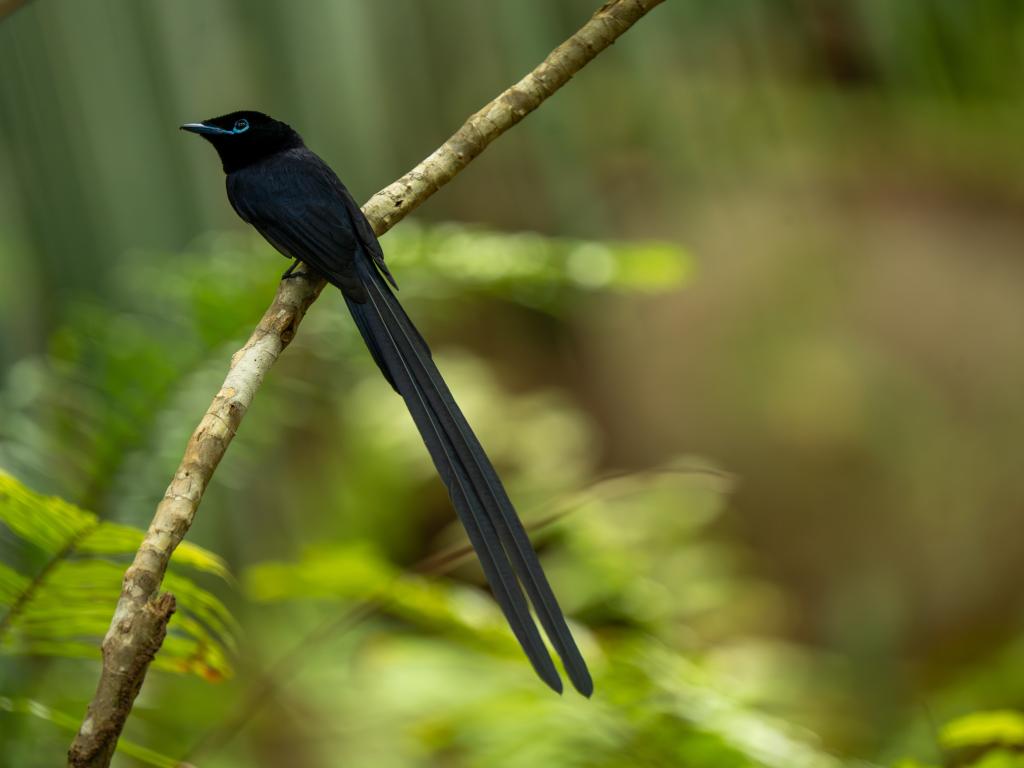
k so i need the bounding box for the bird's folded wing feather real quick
[227,151,369,301]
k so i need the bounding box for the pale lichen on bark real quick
[68,1,665,765]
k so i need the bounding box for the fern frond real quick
[0,473,235,680]
[0,696,180,768]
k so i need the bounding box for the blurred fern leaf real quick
[0,472,236,680]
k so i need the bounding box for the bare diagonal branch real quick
[67,1,666,765]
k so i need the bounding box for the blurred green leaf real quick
[0,563,29,606]
[599,241,691,291]
[245,544,526,657]
[0,472,235,681]
[967,750,1024,768]
[0,471,96,552]
[383,221,692,306]
[0,696,180,768]
[941,710,1024,750]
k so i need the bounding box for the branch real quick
[67,1,665,765]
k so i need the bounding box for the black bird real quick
[181,111,592,696]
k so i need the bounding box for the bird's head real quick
[180,110,303,173]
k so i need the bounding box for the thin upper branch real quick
[67,1,665,766]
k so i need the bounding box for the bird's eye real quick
[233,119,249,133]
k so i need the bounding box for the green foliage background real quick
[2,1,1024,766]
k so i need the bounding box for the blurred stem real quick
[67,2,667,766]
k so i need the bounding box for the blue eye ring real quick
[233,118,249,133]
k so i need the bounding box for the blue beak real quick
[180,122,231,136]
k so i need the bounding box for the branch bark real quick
[67,1,665,765]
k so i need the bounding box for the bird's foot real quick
[281,260,308,280]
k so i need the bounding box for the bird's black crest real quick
[181,110,304,173]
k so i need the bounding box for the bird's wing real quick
[339,183,398,290]
[227,150,368,301]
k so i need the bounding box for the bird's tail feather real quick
[344,253,593,696]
